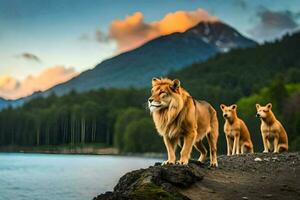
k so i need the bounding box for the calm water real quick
[0,153,161,200]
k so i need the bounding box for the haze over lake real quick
[0,153,161,200]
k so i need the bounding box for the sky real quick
[0,0,299,99]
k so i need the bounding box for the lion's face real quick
[148,78,180,112]
[256,103,272,119]
[220,104,237,120]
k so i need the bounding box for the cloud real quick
[79,29,110,43]
[18,53,41,62]
[0,66,78,100]
[95,29,110,43]
[109,9,219,52]
[248,9,299,42]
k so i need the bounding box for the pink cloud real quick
[0,66,78,100]
[109,9,219,52]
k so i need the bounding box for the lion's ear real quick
[152,77,159,86]
[231,104,237,110]
[220,104,225,110]
[171,79,180,90]
[256,104,260,110]
[267,103,272,109]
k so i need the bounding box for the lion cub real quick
[220,104,254,155]
[256,103,288,153]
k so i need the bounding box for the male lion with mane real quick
[148,78,219,167]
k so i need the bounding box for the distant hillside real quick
[170,32,300,106]
[0,97,23,110]
[0,98,10,109]
[43,21,256,96]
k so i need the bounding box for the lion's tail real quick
[209,105,219,138]
[177,137,183,148]
[208,105,219,167]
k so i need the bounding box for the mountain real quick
[0,98,10,109]
[42,21,257,96]
[169,31,300,106]
[0,21,256,109]
[0,97,24,110]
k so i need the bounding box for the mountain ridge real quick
[40,21,257,95]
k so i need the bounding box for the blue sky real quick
[0,0,299,99]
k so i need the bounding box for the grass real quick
[131,183,183,200]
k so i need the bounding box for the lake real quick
[0,153,162,200]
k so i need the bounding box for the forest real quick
[0,32,299,154]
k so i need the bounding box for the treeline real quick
[0,79,299,154]
[0,88,163,152]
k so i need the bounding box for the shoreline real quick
[0,145,166,159]
[0,145,118,155]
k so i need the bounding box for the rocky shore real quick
[94,152,300,200]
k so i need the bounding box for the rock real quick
[93,192,129,200]
[94,160,204,200]
[242,197,249,200]
[280,184,296,192]
[262,194,273,198]
[272,157,279,161]
[254,157,262,162]
[159,165,203,187]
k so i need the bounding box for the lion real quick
[256,103,288,153]
[220,104,254,155]
[148,78,219,167]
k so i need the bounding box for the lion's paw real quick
[210,162,218,168]
[198,156,206,163]
[176,159,188,165]
[161,160,175,165]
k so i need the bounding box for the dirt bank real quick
[94,152,300,200]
